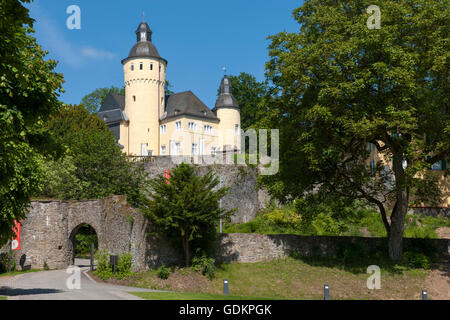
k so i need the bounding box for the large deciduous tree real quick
[261,0,449,261]
[142,163,233,266]
[43,104,146,203]
[80,86,125,114]
[223,73,269,130]
[0,0,64,245]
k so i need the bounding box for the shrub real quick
[117,253,132,276]
[402,251,431,269]
[43,261,49,270]
[93,251,133,280]
[191,255,217,280]
[157,265,171,280]
[0,252,15,273]
[336,242,366,265]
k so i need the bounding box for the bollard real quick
[324,284,330,300]
[90,243,94,271]
[422,290,428,300]
[224,279,229,295]
[110,255,118,273]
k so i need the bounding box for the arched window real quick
[131,64,134,71]
[140,63,143,70]
[150,63,153,71]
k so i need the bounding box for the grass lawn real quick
[0,269,42,278]
[129,292,274,300]
[0,296,7,300]
[122,257,430,300]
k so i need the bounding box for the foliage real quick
[0,0,64,246]
[191,251,217,280]
[74,224,98,257]
[93,250,133,280]
[156,265,171,280]
[223,73,270,131]
[41,104,147,203]
[80,86,124,114]
[0,252,15,273]
[259,0,450,261]
[43,261,49,270]
[141,163,234,266]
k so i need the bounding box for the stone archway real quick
[68,223,98,266]
[10,196,149,272]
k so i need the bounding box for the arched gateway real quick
[11,196,150,272]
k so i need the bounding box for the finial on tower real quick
[142,11,145,22]
[222,66,227,75]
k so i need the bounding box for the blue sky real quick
[26,0,303,109]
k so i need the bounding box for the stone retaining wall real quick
[215,233,450,263]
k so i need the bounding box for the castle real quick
[98,21,241,157]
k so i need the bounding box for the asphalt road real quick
[0,259,160,300]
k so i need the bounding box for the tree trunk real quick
[182,235,190,267]
[388,189,408,262]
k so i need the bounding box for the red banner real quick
[12,220,21,251]
[164,170,171,185]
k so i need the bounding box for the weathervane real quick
[222,66,227,75]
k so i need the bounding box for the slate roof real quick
[213,75,239,111]
[97,92,128,125]
[161,91,219,122]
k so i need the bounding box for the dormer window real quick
[175,121,182,131]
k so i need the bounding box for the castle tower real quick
[121,20,167,156]
[214,75,241,152]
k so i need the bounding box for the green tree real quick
[220,73,269,131]
[261,0,449,261]
[0,0,64,245]
[80,86,125,114]
[43,104,146,202]
[142,163,233,266]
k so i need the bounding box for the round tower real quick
[214,75,241,152]
[121,21,167,156]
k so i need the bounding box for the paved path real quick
[0,259,160,300]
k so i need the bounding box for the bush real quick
[191,255,217,280]
[117,253,132,276]
[157,265,171,280]
[336,242,366,265]
[402,251,431,269]
[0,252,15,273]
[93,250,133,280]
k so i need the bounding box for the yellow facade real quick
[108,21,240,157]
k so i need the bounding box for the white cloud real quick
[80,46,116,60]
[27,3,116,68]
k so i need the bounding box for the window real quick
[235,124,240,135]
[192,143,198,155]
[370,160,375,175]
[140,63,143,70]
[211,147,217,155]
[131,64,134,71]
[369,143,374,152]
[160,125,166,134]
[160,145,166,156]
[175,121,182,131]
[204,125,213,134]
[150,63,153,70]
[133,96,136,102]
[188,122,197,131]
[176,142,181,155]
[141,143,147,156]
[428,157,447,171]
